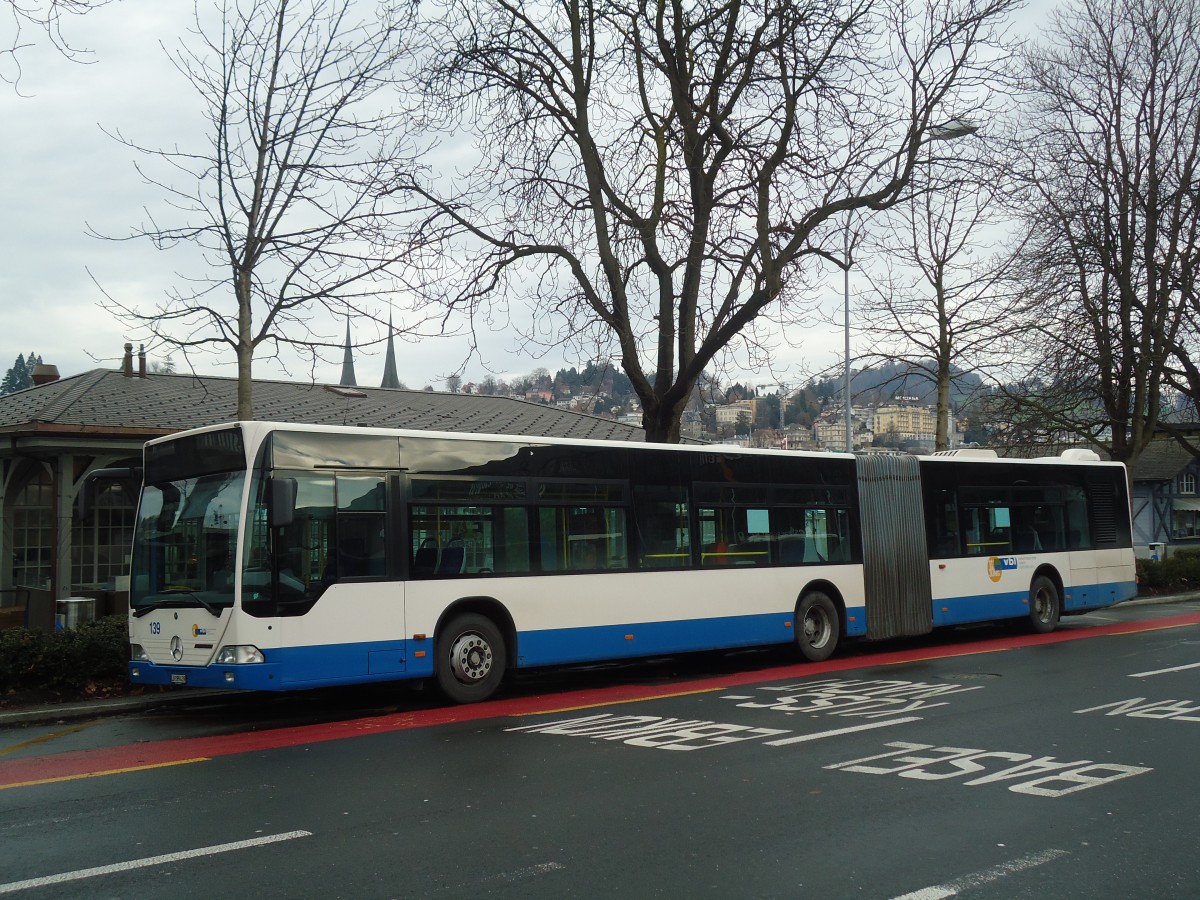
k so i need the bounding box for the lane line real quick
[510,686,724,717]
[0,757,210,791]
[764,716,923,746]
[0,830,312,895]
[1129,661,1200,678]
[890,848,1069,900]
[0,722,94,758]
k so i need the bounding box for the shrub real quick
[0,614,129,697]
[1136,549,1200,595]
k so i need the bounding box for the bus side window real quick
[539,506,628,572]
[286,473,335,595]
[1065,486,1091,548]
[1012,507,1043,554]
[335,475,386,579]
[633,486,691,569]
[929,491,960,558]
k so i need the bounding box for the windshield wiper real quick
[132,590,222,618]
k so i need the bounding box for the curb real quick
[1118,590,1200,607]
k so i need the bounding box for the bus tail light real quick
[216,645,265,665]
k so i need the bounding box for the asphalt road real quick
[2,598,1199,899]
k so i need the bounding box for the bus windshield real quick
[130,471,246,615]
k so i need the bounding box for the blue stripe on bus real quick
[128,579,1137,692]
[515,612,798,668]
[1063,580,1139,612]
[933,579,1139,624]
[932,589,1027,625]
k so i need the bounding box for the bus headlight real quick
[215,645,265,665]
[131,644,149,661]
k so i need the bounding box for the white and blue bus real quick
[123,421,1137,703]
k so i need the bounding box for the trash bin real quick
[1148,542,1165,562]
[56,597,96,630]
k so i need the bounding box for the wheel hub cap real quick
[449,633,492,684]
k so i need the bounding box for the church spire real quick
[381,314,401,389]
[339,317,357,387]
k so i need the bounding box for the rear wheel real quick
[1027,575,1061,634]
[795,592,840,662]
[435,613,506,704]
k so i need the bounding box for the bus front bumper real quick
[128,660,283,690]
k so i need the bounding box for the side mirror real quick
[270,477,298,528]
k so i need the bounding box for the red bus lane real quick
[3,610,1199,791]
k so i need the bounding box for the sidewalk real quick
[3,592,1198,729]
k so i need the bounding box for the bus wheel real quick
[1027,576,1061,634]
[795,592,840,662]
[435,613,506,704]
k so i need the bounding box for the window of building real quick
[1173,507,1200,539]
[72,481,134,590]
[12,466,53,590]
[1180,472,1196,495]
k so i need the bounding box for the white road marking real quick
[890,848,1069,899]
[482,862,566,884]
[763,716,922,746]
[0,830,313,895]
[1129,661,1200,677]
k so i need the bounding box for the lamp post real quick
[841,118,979,455]
[844,224,853,452]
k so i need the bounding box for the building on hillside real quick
[871,403,963,450]
[812,409,872,451]
[713,399,757,428]
[0,345,643,629]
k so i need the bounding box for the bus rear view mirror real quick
[270,477,298,528]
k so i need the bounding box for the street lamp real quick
[842,118,979,453]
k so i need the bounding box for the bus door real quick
[273,470,405,683]
[856,455,934,639]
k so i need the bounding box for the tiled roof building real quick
[0,359,642,628]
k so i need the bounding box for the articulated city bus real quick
[124,422,1136,702]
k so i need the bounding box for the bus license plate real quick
[171,674,188,685]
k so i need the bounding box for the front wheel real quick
[795,592,840,662]
[435,613,507,704]
[1027,575,1061,634]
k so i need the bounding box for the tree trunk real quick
[237,272,254,420]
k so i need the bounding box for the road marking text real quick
[827,742,1151,797]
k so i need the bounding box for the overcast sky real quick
[1,0,1058,392]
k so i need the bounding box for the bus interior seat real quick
[825,535,842,561]
[413,537,439,576]
[1014,527,1042,553]
[437,540,465,575]
[777,535,804,565]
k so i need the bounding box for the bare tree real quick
[1002,0,1200,464]
[856,151,1021,451]
[97,0,417,419]
[395,0,1019,442]
[2,0,112,87]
